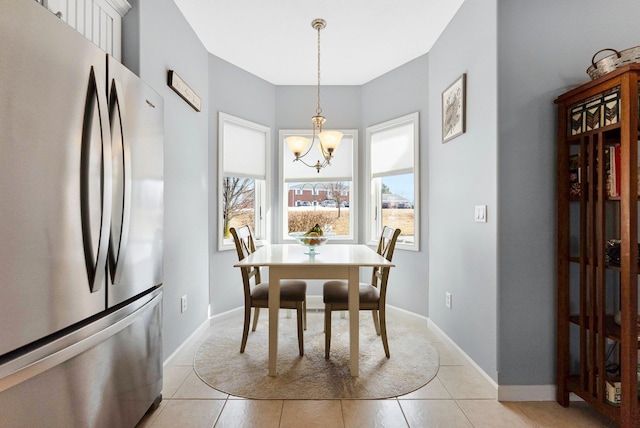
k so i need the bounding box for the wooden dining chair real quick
[322,226,401,359]
[230,225,307,356]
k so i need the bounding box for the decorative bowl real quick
[289,232,330,255]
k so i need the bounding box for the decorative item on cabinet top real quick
[587,46,640,80]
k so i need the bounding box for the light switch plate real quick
[475,205,487,223]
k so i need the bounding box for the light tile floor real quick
[137,311,617,428]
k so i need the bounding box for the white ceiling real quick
[172,0,465,86]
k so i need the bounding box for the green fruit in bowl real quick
[304,224,324,238]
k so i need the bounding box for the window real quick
[366,113,419,251]
[218,112,269,250]
[279,130,358,241]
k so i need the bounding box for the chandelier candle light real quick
[285,19,343,173]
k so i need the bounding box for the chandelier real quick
[285,18,343,173]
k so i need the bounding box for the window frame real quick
[278,129,358,243]
[365,112,420,251]
[218,112,270,251]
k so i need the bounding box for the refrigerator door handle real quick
[108,78,131,285]
[80,66,112,293]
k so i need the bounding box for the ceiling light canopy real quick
[285,18,343,173]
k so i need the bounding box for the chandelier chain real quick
[316,22,322,117]
[284,18,341,173]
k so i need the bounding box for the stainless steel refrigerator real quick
[0,1,164,426]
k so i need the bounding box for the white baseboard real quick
[163,317,210,370]
[306,294,324,310]
[427,318,562,402]
[387,303,429,320]
[164,307,246,370]
[209,305,244,323]
[497,385,557,402]
[497,386,584,402]
[426,318,499,394]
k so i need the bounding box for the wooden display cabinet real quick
[556,64,640,426]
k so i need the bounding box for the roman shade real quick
[370,122,414,178]
[222,115,268,180]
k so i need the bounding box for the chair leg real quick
[372,310,381,335]
[303,299,307,331]
[240,305,251,353]
[251,307,260,332]
[380,306,390,358]
[296,302,304,356]
[324,305,332,359]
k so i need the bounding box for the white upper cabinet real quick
[39,0,131,60]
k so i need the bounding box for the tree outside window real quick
[222,177,255,238]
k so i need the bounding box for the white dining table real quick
[234,243,394,376]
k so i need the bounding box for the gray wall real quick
[207,55,276,314]
[361,54,430,316]
[428,0,499,381]
[497,0,640,385]
[123,0,210,359]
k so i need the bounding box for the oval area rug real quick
[194,308,439,399]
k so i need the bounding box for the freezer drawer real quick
[0,289,163,428]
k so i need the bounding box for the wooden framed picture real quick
[167,70,202,112]
[442,73,466,143]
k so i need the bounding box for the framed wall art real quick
[442,73,466,143]
[168,70,202,112]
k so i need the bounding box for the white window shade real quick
[222,118,267,180]
[371,122,414,178]
[284,133,353,182]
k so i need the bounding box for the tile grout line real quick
[452,398,477,428]
[212,398,229,427]
[278,399,285,428]
[394,397,412,427]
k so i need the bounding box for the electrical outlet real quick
[181,295,188,313]
[446,292,452,309]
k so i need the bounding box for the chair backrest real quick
[230,225,262,291]
[377,226,401,262]
[371,226,401,301]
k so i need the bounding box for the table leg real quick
[348,266,359,376]
[268,268,281,376]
